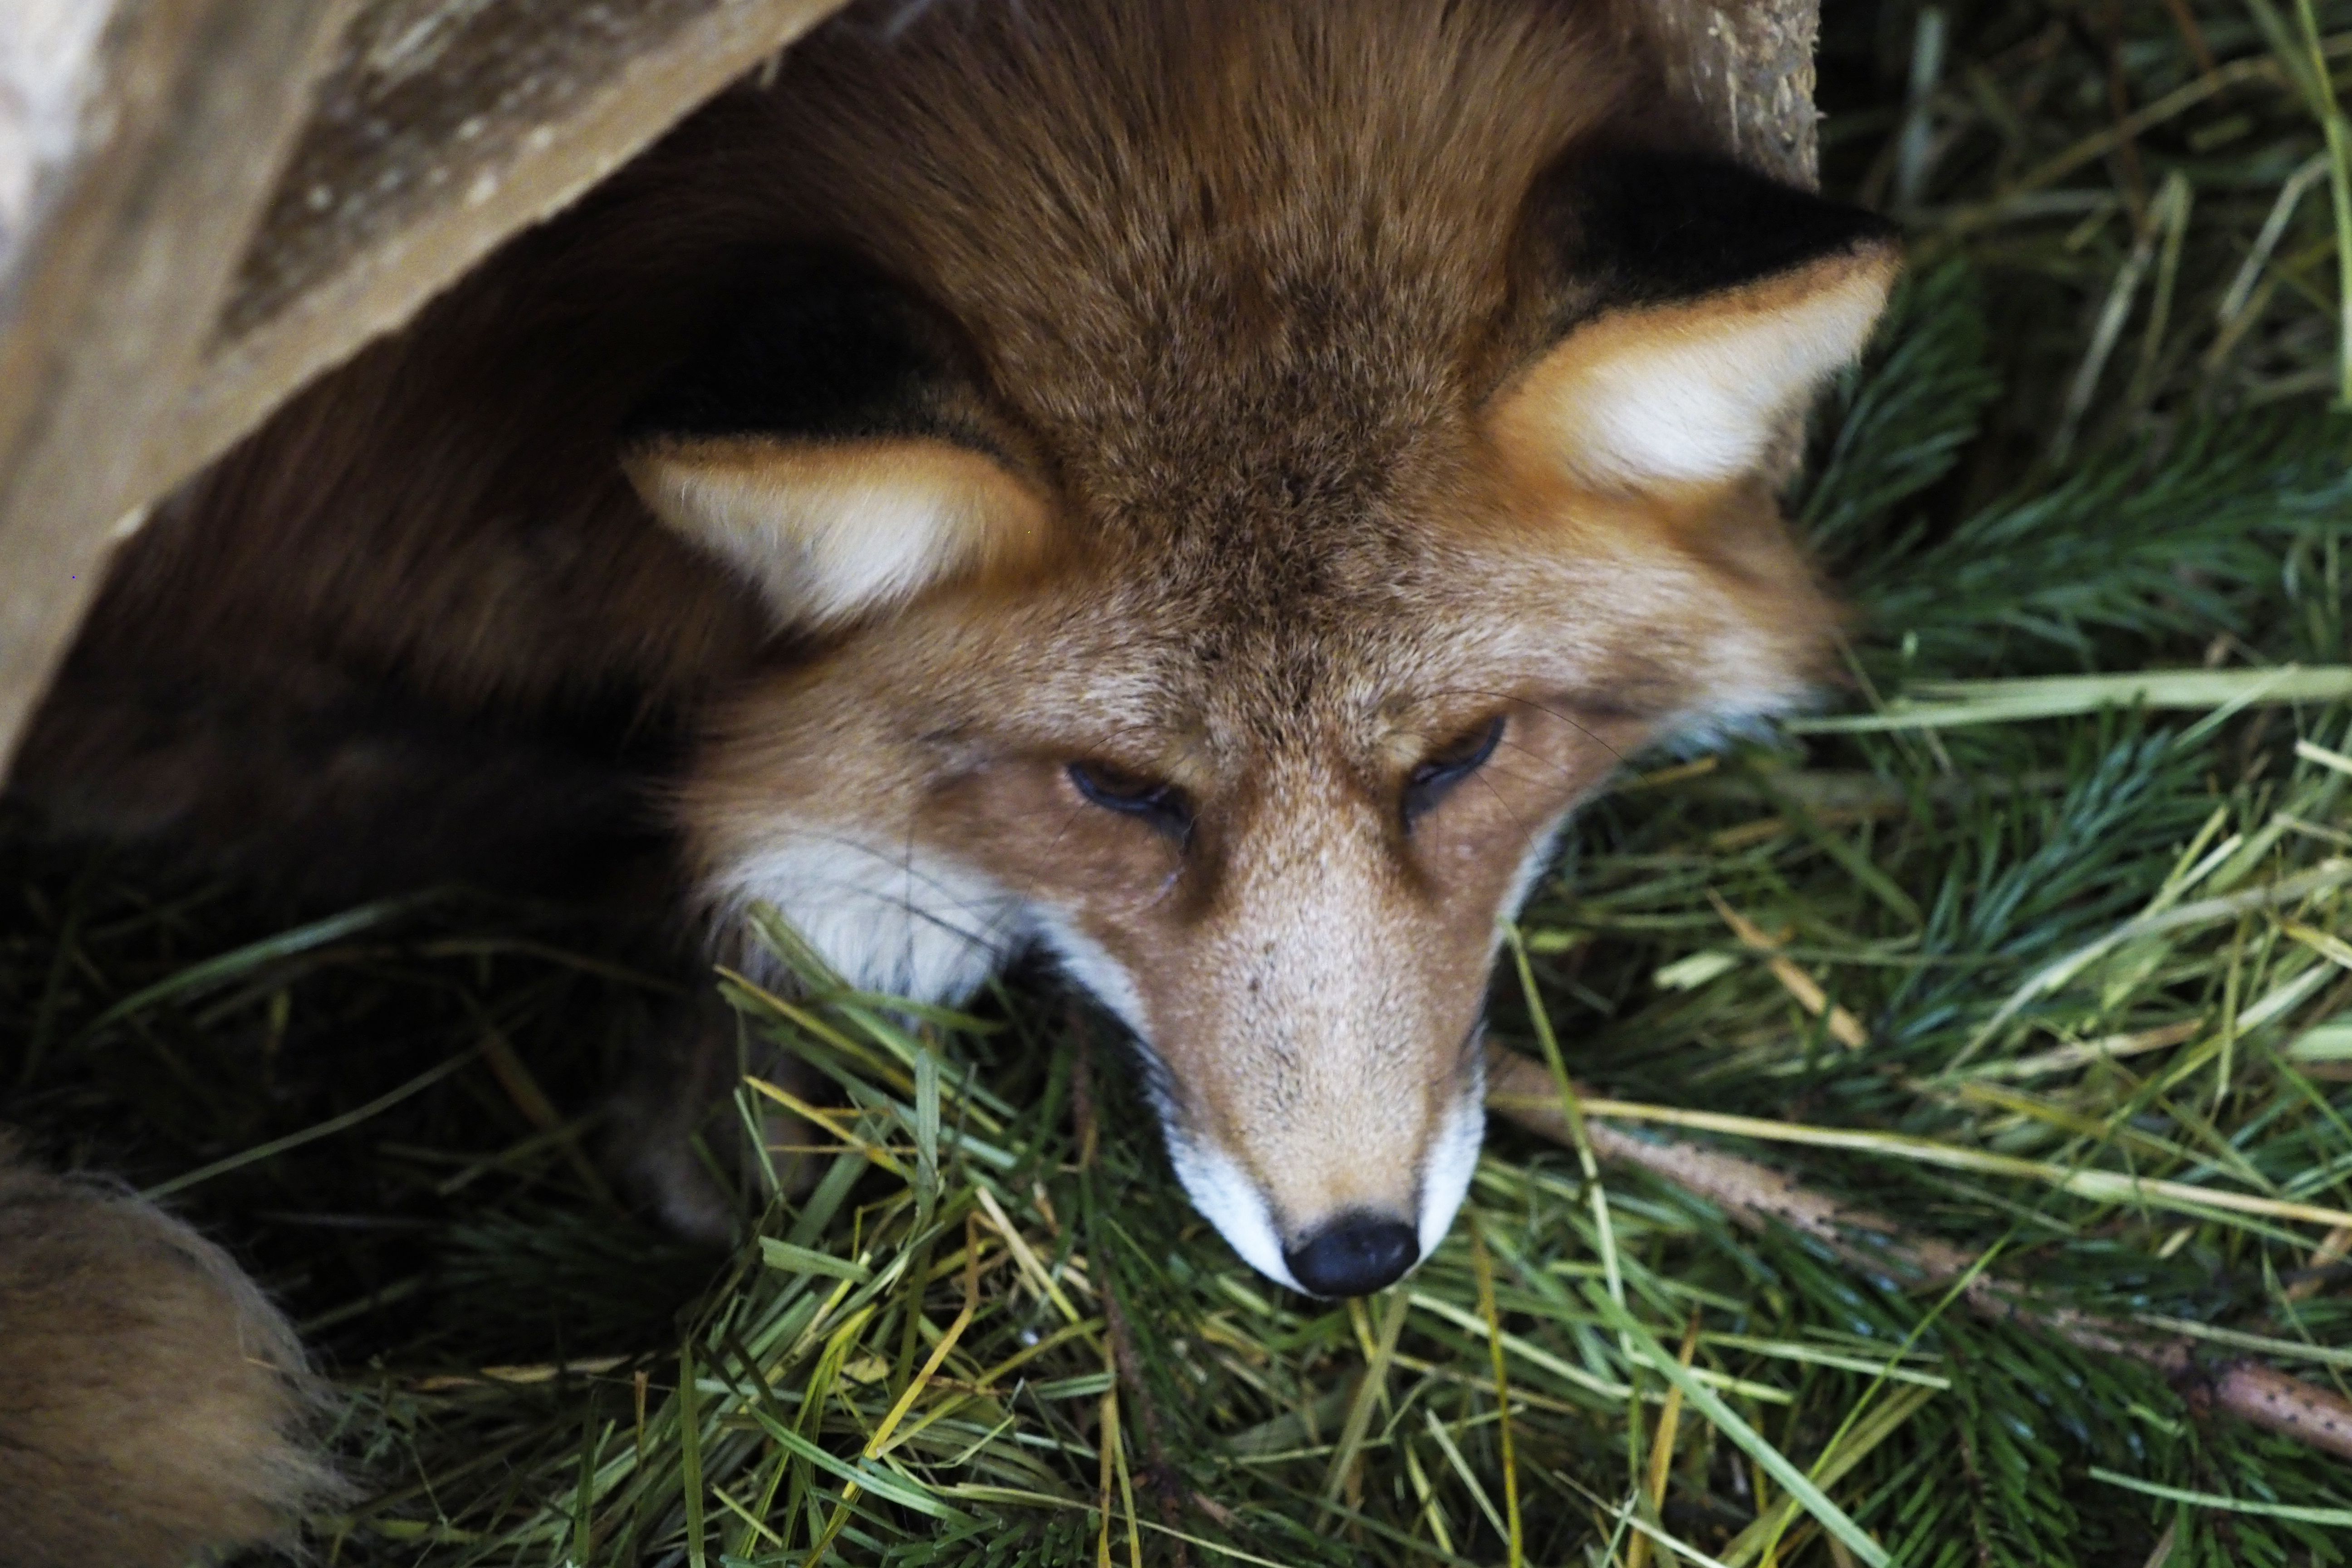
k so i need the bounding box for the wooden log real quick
[0,2,122,299]
[161,0,856,527]
[0,0,854,772]
[0,1,355,773]
[1649,0,1823,186]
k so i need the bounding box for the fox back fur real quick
[5,2,1895,1555]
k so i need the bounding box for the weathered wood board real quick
[0,0,1821,772]
[0,0,854,769]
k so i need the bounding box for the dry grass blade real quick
[1787,667,2352,733]
[1525,1090,2352,1231]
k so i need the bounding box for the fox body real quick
[6,5,1894,1553]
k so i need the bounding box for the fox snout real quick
[1159,1064,1487,1298]
[1288,1217,1422,1300]
[1022,766,1514,1300]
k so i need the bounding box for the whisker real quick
[1413,687,1637,768]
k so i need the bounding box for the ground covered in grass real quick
[10,2,2352,1563]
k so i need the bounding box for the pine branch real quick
[1848,408,2352,677]
[1797,259,1999,560]
[1485,1049,2352,1464]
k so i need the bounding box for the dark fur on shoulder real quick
[0,1139,340,1568]
[16,619,689,908]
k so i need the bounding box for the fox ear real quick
[625,436,1049,627]
[623,261,1049,628]
[1493,151,1901,493]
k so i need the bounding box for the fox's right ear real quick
[623,263,1051,629]
[1492,151,1901,495]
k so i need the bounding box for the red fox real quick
[1,0,1894,1558]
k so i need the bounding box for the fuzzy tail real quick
[0,1137,343,1568]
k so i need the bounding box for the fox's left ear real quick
[622,260,1052,630]
[1492,150,1901,494]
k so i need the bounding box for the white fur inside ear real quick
[628,439,1043,627]
[1519,263,1893,491]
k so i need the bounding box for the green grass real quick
[10,1,2352,1563]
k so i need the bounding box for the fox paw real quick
[608,999,825,1245]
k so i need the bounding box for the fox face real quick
[619,6,1898,1296]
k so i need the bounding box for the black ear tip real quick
[624,253,948,446]
[1538,147,1898,309]
[1599,147,1896,241]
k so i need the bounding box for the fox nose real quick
[1283,1213,1419,1298]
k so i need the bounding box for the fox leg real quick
[608,996,827,1244]
[0,1139,337,1568]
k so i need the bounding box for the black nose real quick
[1283,1213,1420,1298]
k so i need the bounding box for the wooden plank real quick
[0,0,356,772]
[0,0,854,772]
[0,1,197,500]
[1649,0,1822,185]
[160,0,854,522]
[0,1,123,300]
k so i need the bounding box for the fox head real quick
[620,10,1896,1295]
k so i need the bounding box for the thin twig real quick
[1486,1051,2352,1462]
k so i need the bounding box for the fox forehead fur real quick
[25,0,1897,1296]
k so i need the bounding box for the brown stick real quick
[1485,1050,2352,1461]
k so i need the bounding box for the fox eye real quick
[1068,761,1193,839]
[1403,716,1504,827]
